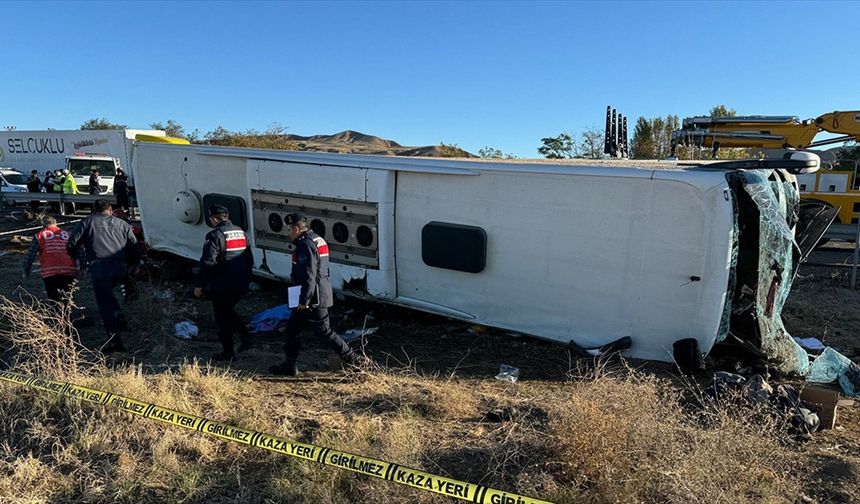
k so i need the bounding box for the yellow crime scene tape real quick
[0,370,554,504]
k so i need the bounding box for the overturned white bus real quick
[130,143,829,374]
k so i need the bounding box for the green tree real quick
[478,146,515,159]
[710,105,737,117]
[647,106,747,160]
[80,118,127,130]
[649,115,681,159]
[186,129,201,143]
[538,133,576,159]
[438,142,472,158]
[707,105,750,159]
[204,126,233,143]
[149,119,187,139]
[201,125,298,150]
[479,146,503,159]
[835,143,860,170]
[578,126,605,159]
[631,117,655,158]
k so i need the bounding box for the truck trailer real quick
[129,142,827,374]
[0,129,166,193]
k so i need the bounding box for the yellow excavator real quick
[671,110,860,154]
[672,110,860,226]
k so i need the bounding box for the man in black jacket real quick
[67,199,139,352]
[194,205,253,361]
[113,169,130,211]
[270,212,366,376]
[26,170,42,213]
[88,170,100,195]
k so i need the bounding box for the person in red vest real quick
[22,216,78,304]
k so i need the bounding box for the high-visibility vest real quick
[63,175,79,195]
[52,176,64,193]
[36,226,77,278]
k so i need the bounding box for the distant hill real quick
[284,130,475,157]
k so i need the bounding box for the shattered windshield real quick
[730,169,808,375]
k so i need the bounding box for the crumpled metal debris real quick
[705,372,820,435]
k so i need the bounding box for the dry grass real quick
[0,289,103,377]
[0,296,807,503]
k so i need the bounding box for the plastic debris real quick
[249,304,290,333]
[342,327,378,343]
[806,346,860,396]
[155,289,173,300]
[793,337,826,351]
[743,374,773,405]
[174,321,198,340]
[248,282,261,292]
[705,372,820,434]
[495,364,520,383]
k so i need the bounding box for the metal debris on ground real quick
[706,372,820,434]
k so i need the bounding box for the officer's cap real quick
[207,204,229,217]
[284,212,307,226]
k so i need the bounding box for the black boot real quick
[269,361,299,376]
[342,352,372,371]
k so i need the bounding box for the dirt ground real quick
[2,207,860,502]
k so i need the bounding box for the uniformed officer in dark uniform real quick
[194,205,254,361]
[270,212,367,376]
[67,199,140,352]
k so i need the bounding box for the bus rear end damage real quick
[710,153,837,375]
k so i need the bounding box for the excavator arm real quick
[671,110,860,156]
[807,110,860,148]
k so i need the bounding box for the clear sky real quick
[1,0,857,157]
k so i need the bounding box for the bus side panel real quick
[394,170,733,362]
[134,144,249,260]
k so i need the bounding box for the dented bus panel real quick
[131,143,821,373]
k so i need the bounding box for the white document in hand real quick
[287,286,301,308]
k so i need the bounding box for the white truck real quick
[0,129,166,193]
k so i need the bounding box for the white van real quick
[0,168,28,193]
